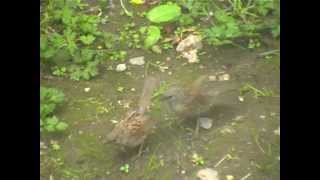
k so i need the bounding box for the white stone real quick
[209,75,217,81]
[218,74,230,81]
[129,56,145,65]
[84,87,90,92]
[226,175,234,180]
[182,49,199,63]
[115,64,127,72]
[199,117,213,129]
[274,126,280,136]
[197,168,219,180]
[176,35,202,52]
[238,96,244,102]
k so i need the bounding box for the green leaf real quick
[46,116,59,125]
[130,0,144,5]
[80,34,96,45]
[144,26,161,48]
[146,3,181,23]
[56,122,68,131]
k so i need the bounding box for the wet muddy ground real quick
[40,1,280,180]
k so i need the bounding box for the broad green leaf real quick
[146,4,181,23]
[144,26,161,48]
[56,122,68,131]
[80,35,96,45]
[46,116,59,125]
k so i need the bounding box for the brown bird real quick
[161,75,211,136]
[161,75,239,136]
[106,76,159,155]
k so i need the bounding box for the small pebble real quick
[129,56,145,66]
[259,115,266,119]
[209,75,217,81]
[166,57,171,61]
[233,115,244,121]
[168,71,172,75]
[116,64,127,72]
[274,127,280,136]
[181,170,186,174]
[199,117,213,129]
[226,175,234,180]
[197,168,219,180]
[238,96,244,102]
[218,74,230,81]
[78,130,83,135]
[84,87,91,92]
[130,88,135,92]
[110,120,118,124]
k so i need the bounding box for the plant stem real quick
[120,0,133,17]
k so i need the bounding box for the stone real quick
[176,34,203,64]
[182,49,199,63]
[197,168,219,180]
[129,56,145,65]
[176,35,202,52]
[274,126,280,136]
[218,74,230,81]
[199,117,213,129]
[209,75,217,81]
[116,64,127,72]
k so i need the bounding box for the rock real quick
[218,74,230,81]
[84,87,90,92]
[129,56,145,65]
[176,34,202,63]
[226,175,234,180]
[116,64,127,72]
[182,49,199,63]
[274,126,280,136]
[176,35,202,52]
[197,168,219,180]
[238,96,244,102]
[209,75,217,81]
[199,117,213,129]
[259,115,266,119]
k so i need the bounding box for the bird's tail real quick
[137,76,160,114]
[189,75,207,97]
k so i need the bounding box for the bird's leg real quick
[138,142,144,157]
[194,118,200,138]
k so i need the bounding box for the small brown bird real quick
[106,76,159,155]
[161,75,239,136]
[161,75,212,135]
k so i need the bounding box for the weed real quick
[40,0,120,80]
[120,164,130,173]
[191,153,205,166]
[240,83,275,98]
[40,87,68,133]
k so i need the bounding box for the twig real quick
[254,134,266,154]
[214,154,232,168]
[120,0,133,17]
[240,173,252,180]
[258,49,280,57]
